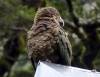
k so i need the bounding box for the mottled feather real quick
[27,7,72,69]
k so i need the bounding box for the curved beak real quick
[59,17,64,27]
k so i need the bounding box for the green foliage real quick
[9,55,34,77]
[0,0,100,77]
[46,0,70,19]
[0,0,35,31]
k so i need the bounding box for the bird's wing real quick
[57,28,72,65]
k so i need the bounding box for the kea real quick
[27,7,72,70]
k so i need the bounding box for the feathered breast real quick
[27,20,60,61]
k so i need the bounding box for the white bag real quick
[34,61,100,77]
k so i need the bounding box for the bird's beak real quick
[59,17,64,27]
[53,16,64,27]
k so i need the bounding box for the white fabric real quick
[34,61,100,77]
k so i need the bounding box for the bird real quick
[27,7,72,70]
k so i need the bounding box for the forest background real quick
[0,0,100,77]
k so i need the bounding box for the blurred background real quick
[0,0,100,77]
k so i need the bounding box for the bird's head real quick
[34,7,64,27]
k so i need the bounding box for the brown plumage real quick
[27,7,72,70]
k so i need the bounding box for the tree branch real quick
[65,0,79,27]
